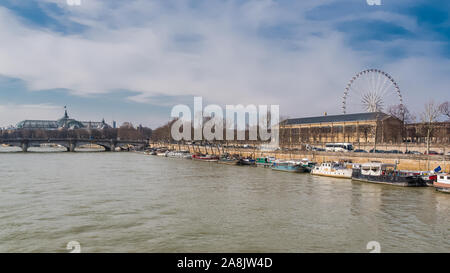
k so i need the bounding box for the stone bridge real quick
[0,138,148,152]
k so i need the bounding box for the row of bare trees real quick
[150,118,274,144]
[387,101,449,154]
[420,101,449,154]
[387,101,449,124]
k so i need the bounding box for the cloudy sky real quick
[0,0,449,128]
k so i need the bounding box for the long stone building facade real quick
[279,112,404,146]
[280,112,450,147]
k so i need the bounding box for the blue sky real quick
[0,0,449,127]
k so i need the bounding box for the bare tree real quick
[150,120,177,143]
[387,104,416,144]
[439,101,449,120]
[421,101,441,155]
[387,104,415,124]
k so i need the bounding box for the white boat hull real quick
[311,169,352,179]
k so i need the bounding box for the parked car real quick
[369,149,385,153]
[424,150,439,155]
[406,150,421,155]
[386,150,403,154]
[354,149,368,153]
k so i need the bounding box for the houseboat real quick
[167,150,192,159]
[271,160,307,173]
[419,171,438,187]
[434,173,450,193]
[299,158,316,173]
[256,156,276,168]
[191,154,219,162]
[237,157,256,166]
[311,162,353,178]
[218,154,239,165]
[352,163,425,187]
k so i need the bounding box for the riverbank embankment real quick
[150,143,450,172]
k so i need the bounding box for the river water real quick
[0,148,449,253]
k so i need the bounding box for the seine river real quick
[0,148,449,253]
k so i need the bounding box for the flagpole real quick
[444,147,447,173]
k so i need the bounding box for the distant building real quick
[405,122,450,144]
[15,108,111,130]
[280,112,403,145]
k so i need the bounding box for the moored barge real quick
[352,163,425,187]
[191,154,219,162]
[434,173,450,193]
[218,154,239,165]
[419,171,438,187]
[271,161,307,173]
[167,150,192,159]
[311,162,352,178]
[237,158,256,166]
[300,158,316,173]
[256,156,276,168]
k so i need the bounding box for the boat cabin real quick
[275,160,299,166]
[437,174,450,185]
[360,163,396,176]
[256,157,276,163]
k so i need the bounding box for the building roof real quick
[16,120,59,129]
[15,108,110,130]
[285,112,391,125]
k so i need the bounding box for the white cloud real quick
[0,104,61,127]
[0,0,448,124]
[385,56,450,116]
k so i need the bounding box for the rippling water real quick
[0,149,449,252]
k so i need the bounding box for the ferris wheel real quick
[342,69,403,114]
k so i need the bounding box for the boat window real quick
[439,176,444,179]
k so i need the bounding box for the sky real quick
[0,0,449,128]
